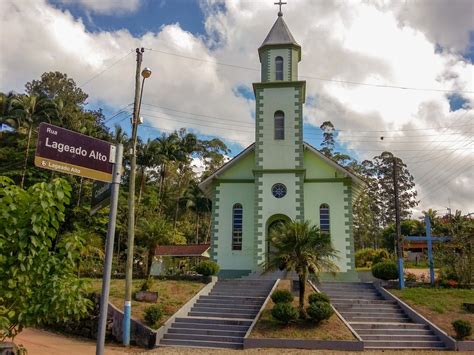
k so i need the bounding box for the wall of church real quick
[256,86,303,170]
[219,151,255,180]
[213,182,255,272]
[304,181,352,272]
[254,172,303,269]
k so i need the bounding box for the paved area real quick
[13,327,464,354]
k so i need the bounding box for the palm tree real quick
[0,92,16,130]
[265,220,339,318]
[136,139,160,206]
[182,182,211,243]
[10,94,56,187]
[155,133,184,198]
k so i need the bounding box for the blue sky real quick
[50,0,207,37]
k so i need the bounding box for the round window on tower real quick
[271,183,287,198]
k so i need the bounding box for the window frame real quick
[275,56,284,80]
[232,203,243,250]
[274,110,285,140]
[319,203,330,234]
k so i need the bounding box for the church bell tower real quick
[252,5,306,269]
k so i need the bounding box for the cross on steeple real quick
[274,0,287,16]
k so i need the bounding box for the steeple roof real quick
[259,15,300,49]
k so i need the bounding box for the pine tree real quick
[372,151,419,226]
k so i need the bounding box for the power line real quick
[147,47,474,94]
[79,50,134,88]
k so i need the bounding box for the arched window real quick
[232,203,243,250]
[274,110,285,140]
[275,56,284,80]
[320,204,330,234]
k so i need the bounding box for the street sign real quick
[35,123,116,182]
[91,181,111,215]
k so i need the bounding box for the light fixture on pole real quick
[123,47,152,346]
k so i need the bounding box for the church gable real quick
[219,149,255,180]
[304,143,364,186]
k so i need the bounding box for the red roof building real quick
[154,244,210,257]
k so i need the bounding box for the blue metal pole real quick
[398,257,405,289]
[425,214,435,285]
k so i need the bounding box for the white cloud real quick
[0,0,473,214]
[56,0,142,15]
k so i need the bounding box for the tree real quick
[435,211,473,286]
[319,121,335,158]
[372,152,418,226]
[265,220,339,318]
[0,177,91,341]
[353,190,381,249]
[25,71,88,108]
[9,94,57,188]
[136,215,186,275]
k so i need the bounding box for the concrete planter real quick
[135,291,158,303]
[0,342,16,355]
[457,340,474,351]
[244,338,363,351]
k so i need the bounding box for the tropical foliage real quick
[0,177,91,341]
[265,220,339,318]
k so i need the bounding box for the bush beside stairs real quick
[318,282,447,350]
[158,278,276,349]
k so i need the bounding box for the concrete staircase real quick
[159,279,275,349]
[318,282,446,350]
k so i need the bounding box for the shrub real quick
[143,305,163,327]
[140,275,154,292]
[372,261,398,281]
[271,289,294,304]
[195,260,220,276]
[452,319,472,340]
[355,248,390,268]
[307,301,334,324]
[271,303,298,324]
[308,292,330,304]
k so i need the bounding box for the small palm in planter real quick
[135,276,158,302]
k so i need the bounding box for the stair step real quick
[347,317,410,322]
[175,317,252,326]
[188,311,256,319]
[357,329,433,336]
[209,292,268,297]
[164,333,243,343]
[197,298,263,306]
[191,306,258,315]
[168,327,246,337]
[332,300,396,305]
[361,335,439,341]
[351,322,426,330]
[364,340,446,348]
[172,322,249,332]
[340,311,405,317]
[160,339,242,349]
[194,301,261,310]
[201,295,265,300]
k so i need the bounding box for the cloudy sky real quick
[1,0,473,216]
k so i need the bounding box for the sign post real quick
[96,144,123,355]
[34,123,123,355]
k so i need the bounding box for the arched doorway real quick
[266,214,290,263]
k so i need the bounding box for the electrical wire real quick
[147,48,474,94]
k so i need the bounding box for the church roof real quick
[199,142,365,193]
[259,15,300,49]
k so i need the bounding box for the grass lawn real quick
[391,288,474,340]
[86,278,205,329]
[250,279,355,340]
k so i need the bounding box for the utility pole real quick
[123,47,144,346]
[392,155,404,289]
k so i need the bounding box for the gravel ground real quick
[14,328,467,355]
